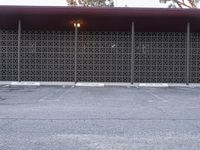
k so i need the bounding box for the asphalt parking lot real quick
[0,85,200,150]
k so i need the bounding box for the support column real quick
[74,26,78,83]
[186,22,190,85]
[17,20,21,82]
[131,22,135,84]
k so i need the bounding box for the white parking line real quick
[38,86,74,102]
[38,88,61,102]
[145,90,168,103]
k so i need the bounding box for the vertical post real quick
[74,26,78,83]
[131,22,135,84]
[17,20,21,82]
[186,22,190,85]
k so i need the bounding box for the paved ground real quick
[0,85,200,150]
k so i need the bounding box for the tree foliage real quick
[160,0,199,8]
[66,0,114,7]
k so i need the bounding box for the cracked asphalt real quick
[0,85,200,150]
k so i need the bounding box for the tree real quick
[160,0,199,8]
[66,0,114,7]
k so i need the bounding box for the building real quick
[0,6,200,84]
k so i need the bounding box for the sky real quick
[0,0,168,8]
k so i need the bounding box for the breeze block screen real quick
[0,29,199,83]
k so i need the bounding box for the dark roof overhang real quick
[0,5,200,32]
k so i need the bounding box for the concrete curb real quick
[0,81,200,88]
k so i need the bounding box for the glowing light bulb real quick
[74,23,81,28]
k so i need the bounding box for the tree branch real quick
[173,0,194,8]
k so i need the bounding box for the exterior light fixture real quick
[74,23,81,28]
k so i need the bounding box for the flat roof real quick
[0,5,200,32]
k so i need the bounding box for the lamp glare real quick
[74,23,81,28]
